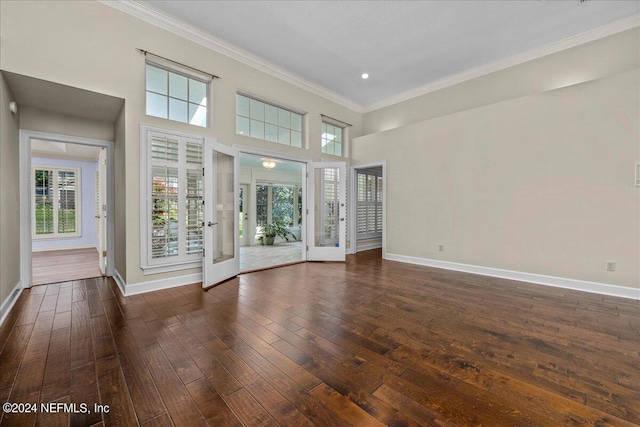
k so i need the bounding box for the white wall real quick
[353,69,640,288]
[0,72,21,309]
[363,28,640,136]
[31,157,99,251]
[20,106,114,142]
[0,0,361,289]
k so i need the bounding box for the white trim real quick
[385,253,640,301]
[112,269,127,296]
[356,241,382,253]
[100,0,362,113]
[20,130,116,288]
[364,14,640,113]
[99,1,638,114]
[125,273,202,297]
[0,281,23,326]
[32,244,97,252]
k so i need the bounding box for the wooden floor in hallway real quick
[1,249,639,426]
[31,248,102,286]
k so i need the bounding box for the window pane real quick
[189,79,207,106]
[147,92,168,119]
[185,168,203,255]
[189,103,207,127]
[256,185,268,227]
[58,170,76,234]
[335,127,342,143]
[291,113,302,131]
[250,120,264,139]
[236,116,250,136]
[265,124,278,142]
[272,186,294,225]
[146,64,167,95]
[335,142,342,156]
[291,131,302,148]
[250,99,264,121]
[34,169,54,235]
[265,104,278,124]
[278,127,290,145]
[169,72,187,100]
[236,94,250,117]
[278,108,290,128]
[169,98,188,123]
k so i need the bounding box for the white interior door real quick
[203,138,240,287]
[97,147,107,275]
[307,162,346,261]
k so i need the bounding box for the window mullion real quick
[53,169,59,236]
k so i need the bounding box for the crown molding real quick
[99,1,638,116]
[99,0,364,113]
[363,13,640,113]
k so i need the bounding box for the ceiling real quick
[144,1,639,109]
[240,153,304,177]
[2,71,124,123]
[31,139,102,162]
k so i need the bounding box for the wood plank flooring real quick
[31,248,102,286]
[1,249,639,426]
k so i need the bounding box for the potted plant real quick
[262,221,294,245]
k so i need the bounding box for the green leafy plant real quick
[262,221,294,245]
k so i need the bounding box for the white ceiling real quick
[144,0,639,109]
[31,139,102,162]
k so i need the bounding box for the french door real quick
[96,147,107,275]
[307,162,346,261]
[203,139,240,287]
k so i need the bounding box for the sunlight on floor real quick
[240,241,304,272]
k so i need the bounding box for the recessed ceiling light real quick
[361,73,369,80]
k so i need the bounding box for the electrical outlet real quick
[438,245,444,252]
[605,261,616,272]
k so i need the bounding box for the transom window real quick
[146,63,209,127]
[321,121,344,156]
[236,94,303,148]
[141,127,204,272]
[32,166,81,239]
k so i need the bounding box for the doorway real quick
[237,152,305,272]
[351,163,385,255]
[20,131,115,287]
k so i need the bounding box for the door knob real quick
[208,221,217,227]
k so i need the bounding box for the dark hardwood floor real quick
[1,249,638,426]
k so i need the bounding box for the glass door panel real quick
[203,139,239,287]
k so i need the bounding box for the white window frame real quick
[235,93,305,148]
[321,119,347,157]
[145,61,210,128]
[31,165,82,240]
[140,125,205,274]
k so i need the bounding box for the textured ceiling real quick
[145,1,639,108]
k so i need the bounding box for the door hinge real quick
[306,209,309,215]
[202,249,205,257]
[102,251,107,258]
[306,172,309,178]
[202,167,205,176]
[306,245,309,251]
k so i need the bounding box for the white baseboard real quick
[32,244,98,252]
[113,270,202,297]
[113,269,127,297]
[0,281,23,326]
[356,241,383,253]
[385,253,640,301]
